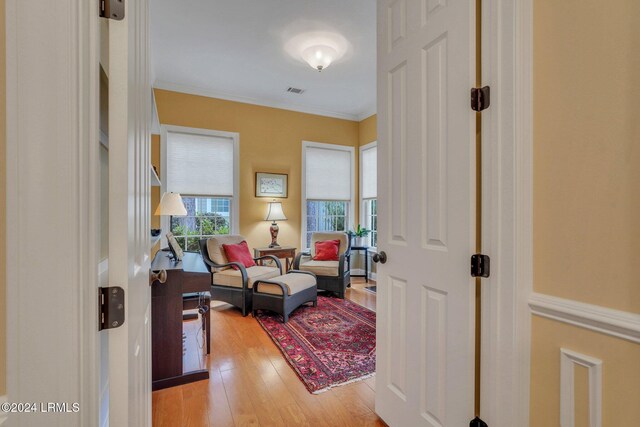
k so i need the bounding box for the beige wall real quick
[534,0,640,312]
[358,114,377,147]
[531,0,640,423]
[0,0,6,396]
[154,89,361,251]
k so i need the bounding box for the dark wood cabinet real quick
[151,251,210,390]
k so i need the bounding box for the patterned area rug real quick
[255,296,376,394]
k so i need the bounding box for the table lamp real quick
[155,192,187,216]
[155,192,187,260]
[265,200,287,248]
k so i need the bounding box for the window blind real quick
[361,145,377,199]
[305,146,352,201]
[167,131,235,196]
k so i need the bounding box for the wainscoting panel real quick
[560,348,602,427]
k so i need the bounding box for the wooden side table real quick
[350,246,370,283]
[254,246,296,272]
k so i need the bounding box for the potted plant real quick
[348,224,371,247]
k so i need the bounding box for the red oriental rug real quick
[255,296,376,394]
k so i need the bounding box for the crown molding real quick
[529,292,640,343]
[356,110,377,122]
[153,81,373,122]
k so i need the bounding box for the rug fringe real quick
[312,372,376,394]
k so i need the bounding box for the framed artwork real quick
[255,172,288,198]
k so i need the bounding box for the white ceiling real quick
[150,0,377,121]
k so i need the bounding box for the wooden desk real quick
[254,246,296,272]
[151,251,210,390]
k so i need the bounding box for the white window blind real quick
[305,146,352,200]
[361,145,377,199]
[167,131,234,196]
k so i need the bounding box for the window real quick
[363,198,377,247]
[302,142,355,249]
[305,201,349,248]
[360,141,377,247]
[170,196,231,251]
[162,127,239,251]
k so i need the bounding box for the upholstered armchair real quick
[199,236,282,316]
[293,232,351,299]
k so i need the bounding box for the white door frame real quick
[480,0,533,425]
[6,0,100,425]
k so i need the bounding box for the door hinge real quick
[470,416,489,427]
[471,254,490,278]
[99,0,125,20]
[99,287,125,331]
[471,86,490,112]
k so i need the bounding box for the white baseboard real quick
[351,269,376,282]
[529,292,640,343]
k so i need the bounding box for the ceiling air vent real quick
[286,87,305,95]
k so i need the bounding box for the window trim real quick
[160,125,240,248]
[359,140,377,249]
[301,141,356,250]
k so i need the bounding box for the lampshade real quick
[155,192,187,216]
[265,201,287,222]
[302,45,338,71]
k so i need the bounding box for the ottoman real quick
[252,270,317,323]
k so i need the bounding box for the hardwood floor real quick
[152,278,386,427]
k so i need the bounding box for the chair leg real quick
[283,313,289,323]
[313,299,317,307]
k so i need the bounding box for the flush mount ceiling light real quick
[284,30,350,73]
[302,45,339,71]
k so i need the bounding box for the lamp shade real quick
[265,201,287,222]
[155,192,187,216]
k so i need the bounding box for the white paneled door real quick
[104,0,153,425]
[375,0,476,426]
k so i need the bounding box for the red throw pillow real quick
[314,239,341,261]
[222,241,256,269]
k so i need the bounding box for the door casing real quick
[479,0,533,425]
[5,0,101,425]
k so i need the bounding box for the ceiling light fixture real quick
[302,45,339,72]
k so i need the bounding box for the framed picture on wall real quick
[255,172,288,198]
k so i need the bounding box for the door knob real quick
[149,269,167,286]
[372,251,387,264]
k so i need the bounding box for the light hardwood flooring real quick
[152,278,385,427]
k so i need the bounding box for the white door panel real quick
[376,0,476,425]
[103,0,152,424]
